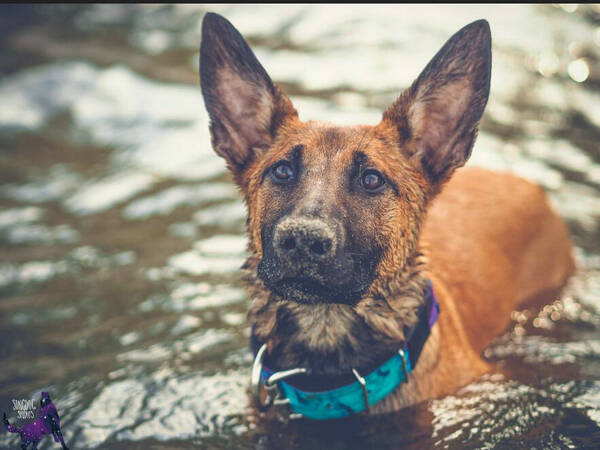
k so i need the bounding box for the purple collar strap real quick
[250,280,441,420]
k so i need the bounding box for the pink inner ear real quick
[408,77,475,178]
[413,78,472,145]
[217,67,274,151]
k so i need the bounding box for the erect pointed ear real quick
[200,13,297,180]
[382,19,491,186]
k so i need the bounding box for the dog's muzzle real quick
[258,215,368,303]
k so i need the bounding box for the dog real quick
[199,13,575,419]
[3,392,69,450]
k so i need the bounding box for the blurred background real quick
[0,4,599,449]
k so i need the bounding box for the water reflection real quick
[1,4,599,449]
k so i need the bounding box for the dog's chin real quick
[268,277,364,304]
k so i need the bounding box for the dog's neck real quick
[245,248,430,377]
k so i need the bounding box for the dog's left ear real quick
[200,13,297,181]
[381,19,491,186]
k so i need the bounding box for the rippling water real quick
[1,4,599,449]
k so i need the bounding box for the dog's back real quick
[423,166,574,352]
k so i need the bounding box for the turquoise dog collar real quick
[250,280,440,420]
[253,344,412,420]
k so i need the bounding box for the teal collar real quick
[250,280,440,420]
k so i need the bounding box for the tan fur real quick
[200,13,575,413]
[375,167,575,411]
[246,162,574,411]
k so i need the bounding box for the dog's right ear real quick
[200,13,297,181]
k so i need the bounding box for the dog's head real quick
[200,13,490,303]
[200,13,490,368]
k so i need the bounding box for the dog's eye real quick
[272,162,294,183]
[361,170,385,192]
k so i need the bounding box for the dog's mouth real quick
[270,276,363,304]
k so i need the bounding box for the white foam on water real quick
[488,335,600,364]
[163,234,248,280]
[63,170,156,216]
[170,314,201,336]
[77,369,248,444]
[220,312,245,327]
[0,260,70,288]
[0,204,80,248]
[0,62,98,130]
[171,281,212,299]
[193,234,247,256]
[122,182,237,220]
[183,328,232,354]
[550,181,600,232]
[0,206,44,229]
[428,377,576,445]
[129,29,173,55]
[1,165,84,204]
[468,133,564,191]
[167,250,245,276]
[71,64,222,181]
[76,379,146,447]
[139,282,247,312]
[572,87,600,130]
[4,224,80,245]
[568,382,600,426]
[192,201,246,228]
[0,62,224,192]
[525,139,600,183]
[177,286,247,311]
[116,343,173,363]
[119,331,142,347]
[116,328,231,363]
[291,96,382,125]
[168,221,198,239]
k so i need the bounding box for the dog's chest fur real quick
[244,252,429,375]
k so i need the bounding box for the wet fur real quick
[199,13,575,412]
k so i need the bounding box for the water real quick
[1,4,599,449]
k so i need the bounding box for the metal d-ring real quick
[251,343,308,413]
[251,344,275,412]
[352,368,370,414]
[266,367,308,385]
[398,348,409,381]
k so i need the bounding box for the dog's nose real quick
[274,217,336,261]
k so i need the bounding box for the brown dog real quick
[199,13,575,418]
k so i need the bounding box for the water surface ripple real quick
[1,4,599,449]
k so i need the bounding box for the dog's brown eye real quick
[272,162,294,182]
[361,170,385,192]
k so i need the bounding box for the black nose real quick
[274,217,336,261]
